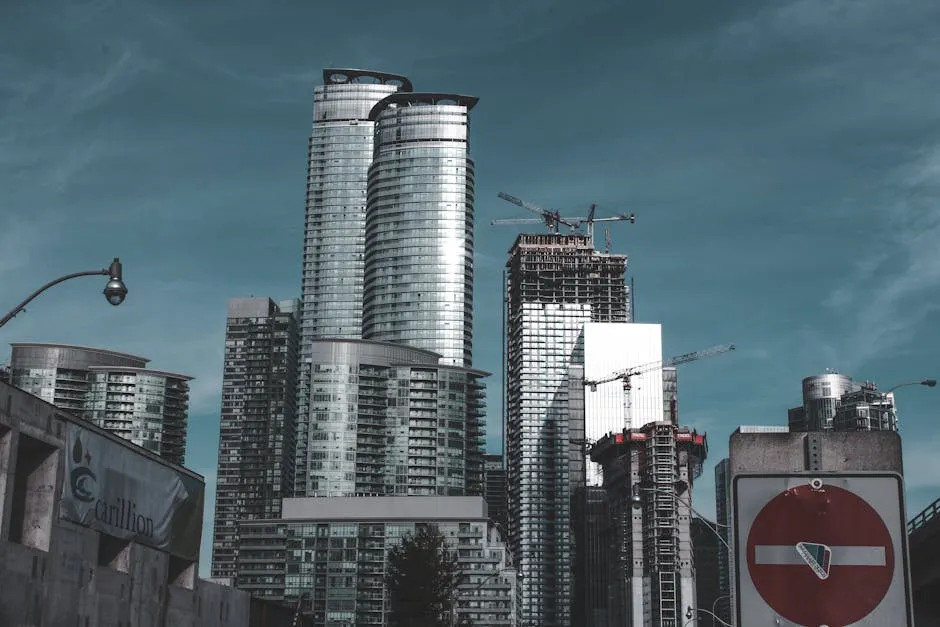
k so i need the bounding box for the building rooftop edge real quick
[0,380,203,481]
[85,366,194,381]
[368,92,480,121]
[321,68,414,93]
[10,342,150,364]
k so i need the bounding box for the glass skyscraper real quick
[296,69,413,496]
[295,71,485,500]
[504,234,629,627]
[362,93,479,368]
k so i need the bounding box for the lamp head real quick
[923,379,937,388]
[103,257,127,306]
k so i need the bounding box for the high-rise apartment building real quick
[210,297,299,582]
[362,93,478,368]
[504,233,629,627]
[300,339,485,498]
[484,453,508,532]
[9,342,192,464]
[299,69,412,341]
[236,497,519,626]
[691,517,722,620]
[787,372,898,432]
[295,69,413,496]
[83,366,191,465]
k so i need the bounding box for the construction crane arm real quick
[497,192,549,218]
[583,343,735,388]
[491,218,544,225]
[497,192,580,231]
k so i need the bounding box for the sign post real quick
[733,473,913,626]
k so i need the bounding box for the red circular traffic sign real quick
[746,484,894,626]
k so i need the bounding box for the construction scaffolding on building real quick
[506,234,631,323]
[590,424,707,627]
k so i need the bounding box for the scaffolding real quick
[506,234,631,323]
[590,424,707,627]
[645,424,680,625]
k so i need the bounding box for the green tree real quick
[385,524,472,627]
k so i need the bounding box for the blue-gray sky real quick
[3,0,939,576]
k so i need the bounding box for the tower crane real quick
[492,193,636,248]
[576,203,636,248]
[494,192,579,234]
[583,343,736,429]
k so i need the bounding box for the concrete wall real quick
[0,519,250,627]
[0,380,252,627]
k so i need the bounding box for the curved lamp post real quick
[888,379,937,393]
[0,258,127,329]
[630,484,732,553]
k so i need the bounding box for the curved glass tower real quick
[362,93,479,368]
[296,69,412,495]
[9,342,191,465]
[301,69,412,341]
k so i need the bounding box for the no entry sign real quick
[734,474,912,626]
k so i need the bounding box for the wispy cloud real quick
[824,146,940,370]
[902,434,940,491]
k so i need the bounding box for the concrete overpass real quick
[909,496,940,623]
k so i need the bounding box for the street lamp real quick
[0,258,127,329]
[888,379,937,393]
[684,605,732,627]
[710,594,732,627]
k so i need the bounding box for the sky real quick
[2,0,939,577]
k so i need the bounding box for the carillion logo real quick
[70,436,155,538]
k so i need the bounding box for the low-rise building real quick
[237,496,520,626]
[0,379,250,627]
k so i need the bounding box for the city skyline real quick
[3,0,939,582]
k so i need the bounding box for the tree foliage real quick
[385,524,471,627]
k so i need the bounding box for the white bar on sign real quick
[754,545,886,566]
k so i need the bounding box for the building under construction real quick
[504,233,630,627]
[590,423,707,627]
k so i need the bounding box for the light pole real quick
[0,258,127,329]
[684,605,732,627]
[887,379,937,393]
[631,484,732,553]
[880,379,936,430]
[633,484,733,627]
[710,594,732,627]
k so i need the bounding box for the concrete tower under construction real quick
[591,424,708,627]
[504,233,630,627]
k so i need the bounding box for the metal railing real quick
[908,496,940,534]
